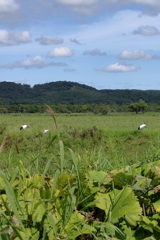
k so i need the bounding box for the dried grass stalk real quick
[46,104,58,129]
[0,136,8,154]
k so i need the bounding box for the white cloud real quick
[16,78,28,84]
[133,25,160,35]
[0,56,67,69]
[55,0,98,6]
[83,49,107,56]
[48,47,74,57]
[35,34,64,45]
[0,30,31,45]
[119,50,154,60]
[0,0,19,13]
[96,62,137,72]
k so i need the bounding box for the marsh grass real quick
[0,113,160,174]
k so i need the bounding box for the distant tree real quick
[128,99,148,114]
[0,108,7,114]
[0,98,3,105]
[138,99,148,113]
[99,105,108,115]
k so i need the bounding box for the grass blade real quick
[43,157,53,175]
[45,104,58,129]
[0,172,24,229]
[59,140,64,174]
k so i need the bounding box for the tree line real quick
[0,100,160,114]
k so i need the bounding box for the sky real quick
[0,0,160,90]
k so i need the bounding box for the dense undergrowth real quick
[0,141,160,239]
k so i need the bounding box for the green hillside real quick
[0,81,160,105]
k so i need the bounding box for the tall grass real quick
[0,112,160,175]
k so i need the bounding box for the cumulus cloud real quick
[16,78,28,84]
[119,50,154,60]
[83,49,107,56]
[48,47,74,57]
[0,30,31,45]
[0,56,67,69]
[0,0,19,13]
[96,62,137,72]
[133,25,160,36]
[35,34,64,45]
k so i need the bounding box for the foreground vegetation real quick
[1,112,160,239]
[1,154,160,239]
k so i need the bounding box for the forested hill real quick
[1,81,160,105]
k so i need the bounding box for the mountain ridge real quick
[0,81,160,105]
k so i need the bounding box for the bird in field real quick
[138,122,146,130]
[43,129,49,134]
[20,125,30,130]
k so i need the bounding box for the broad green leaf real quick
[95,187,141,226]
[113,172,135,188]
[29,200,46,222]
[133,175,152,192]
[30,174,45,188]
[56,172,76,192]
[86,170,109,183]
[121,224,133,238]
[156,206,160,212]
[140,216,160,233]
[150,191,160,212]
[63,211,86,238]
[67,223,96,239]
[86,170,110,193]
[14,228,39,240]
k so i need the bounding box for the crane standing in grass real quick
[138,122,146,130]
[20,125,30,130]
[43,129,49,134]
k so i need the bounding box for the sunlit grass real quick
[1,112,160,175]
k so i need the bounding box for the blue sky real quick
[0,0,160,90]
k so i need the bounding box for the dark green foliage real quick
[1,155,160,239]
[1,81,160,105]
[128,99,148,114]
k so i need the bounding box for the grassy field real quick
[1,112,160,175]
[1,112,160,239]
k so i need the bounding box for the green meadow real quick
[1,112,160,174]
[1,112,160,239]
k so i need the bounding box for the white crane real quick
[138,122,146,130]
[43,129,49,134]
[20,125,30,130]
